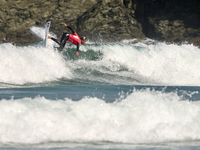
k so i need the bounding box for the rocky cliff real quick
[0,0,200,46]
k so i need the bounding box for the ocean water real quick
[0,26,200,150]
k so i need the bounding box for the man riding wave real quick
[48,23,86,57]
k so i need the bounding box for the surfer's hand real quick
[64,23,67,27]
[76,51,79,57]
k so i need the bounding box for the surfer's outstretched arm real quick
[77,43,80,51]
[76,43,80,57]
[64,23,75,34]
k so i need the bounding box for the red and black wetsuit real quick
[51,26,81,51]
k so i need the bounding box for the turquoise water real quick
[1,27,200,150]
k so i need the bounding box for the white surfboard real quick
[44,21,51,47]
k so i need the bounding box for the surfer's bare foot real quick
[48,36,51,39]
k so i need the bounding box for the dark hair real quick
[81,37,86,40]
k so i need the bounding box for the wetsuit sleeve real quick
[67,26,75,34]
[77,43,80,51]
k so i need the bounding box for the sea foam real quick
[0,89,200,144]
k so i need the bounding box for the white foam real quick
[0,43,72,85]
[30,26,57,40]
[98,42,200,85]
[2,25,200,86]
[0,89,200,144]
[66,42,200,85]
[30,26,57,48]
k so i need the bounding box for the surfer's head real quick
[81,36,86,44]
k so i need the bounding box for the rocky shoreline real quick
[0,0,200,46]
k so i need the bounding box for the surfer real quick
[48,23,86,57]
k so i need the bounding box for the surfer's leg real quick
[60,33,68,43]
[48,36,61,45]
[48,36,63,51]
[58,33,69,51]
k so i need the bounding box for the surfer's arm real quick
[76,43,80,57]
[77,43,80,52]
[67,26,75,34]
[64,23,75,34]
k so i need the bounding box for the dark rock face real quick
[135,0,200,45]
[77,0,144,42]
[0,0,200,46]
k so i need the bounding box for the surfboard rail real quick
[44,21,51,47]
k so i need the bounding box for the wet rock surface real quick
[0,0,200,46]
